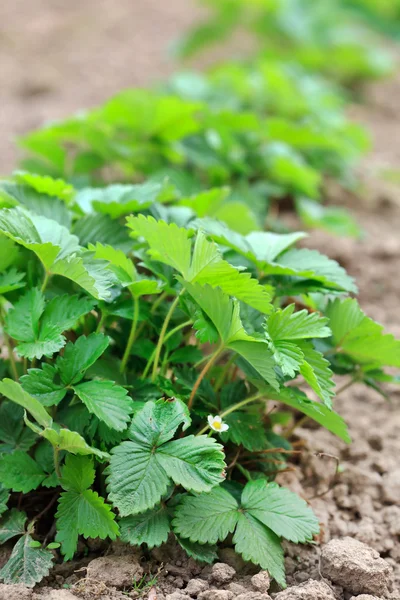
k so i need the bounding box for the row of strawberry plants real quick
[0,0,400,590]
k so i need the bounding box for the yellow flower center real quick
[213,420,222,430]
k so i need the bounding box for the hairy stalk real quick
[142,319,192,380]
[41,271,50,293]
[120,295,140,373]
[151,294,181,382]
[188,344,225,410]
[196,391,263,435]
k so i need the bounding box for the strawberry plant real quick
[0,173,399,588]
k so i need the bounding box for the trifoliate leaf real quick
[107,400,225,516]
[241,480,319,544]
[177,537,218,563]
[0,379,53,428]
[265,305,331,341]
[119,505,170,548]
[0,452,46,493]
[0,269,25,295]
[21,364,66,407]
[326,298,400,368]
[56,333,109,385]
[6,290,95,359]
[233,513,285,587]
[56,456,118,560]
[73,380,134,431]
[0,509,26,543]
[172,487,239,544]
[0,534,54,587]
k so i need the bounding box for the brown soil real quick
[0,2,399,600]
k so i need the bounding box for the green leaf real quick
[177,537,218,563]
[172,487,239,544]
[221,412,268,451]
[268,340,304,378]
[6,291,95,360]
[73,213,132,252]
[0,207,80,270]
[56,456,118,560]
[0,534,54,587]
[0,269,25,295]
[127,215,192,276]
[0,489,10,516]
[77,181,172,218]
[14,171,75,203]
[120,505,170,548]
[0,379,53,428]
[229,340,280,391]
[0,401,37,452]
[0,181,71,228]
[51,252,116,300]
[252,382,350,443]
[233,513,285,587]
[326,298,400,368]
[0,235,20,271]
[56,333,109,385]
[21,364,66,407]
[0,452,46,493]
[241,480,319,544]
[265,305,331,341]
[73,380,134,432]
[296,197,361,238]
[0,509,26,543]
[108,400,225,515]
[41,428,109,460]
[299,342,335,408]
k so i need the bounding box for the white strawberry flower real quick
[207,414,229,433]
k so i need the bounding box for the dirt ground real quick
[0,1,399,599]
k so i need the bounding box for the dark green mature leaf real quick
[0,510,26,544]
[21,364,66,407]
[241,480,319,543]
[221,411,268,451]
[57,334,109,385]
[233,513,285,587]
[56,456,119,559]
[0,534,54,587]
[73,213,132,252]
[0,489,10,517]
[120,505,170,548]
[177,537,218,563]
[107,400,225,516]
[172,486,239,544]
[73,380,134,431]
[6,290,95,359]
[0,452,46,493]
[0,402,37,452]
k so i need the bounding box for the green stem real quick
[53,447,61,479]
[196,391,263,436]
[0,307,18,380]
[96,312,105,333]
[141,319,192,380]
[120,295,140,373]
[188,344,225,411]
[151,291,167,315]
[41,271,50,294]
[213,354,236,393]
[151,294,181,382]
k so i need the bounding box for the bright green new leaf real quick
[120,505,170,548]
[14,171,75,204]
[0,379,52,428]
[265,305,331,341]
[41,428,109,460]
[73,380,134,431]
[0,534,54,587]
[299,342,335,408]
